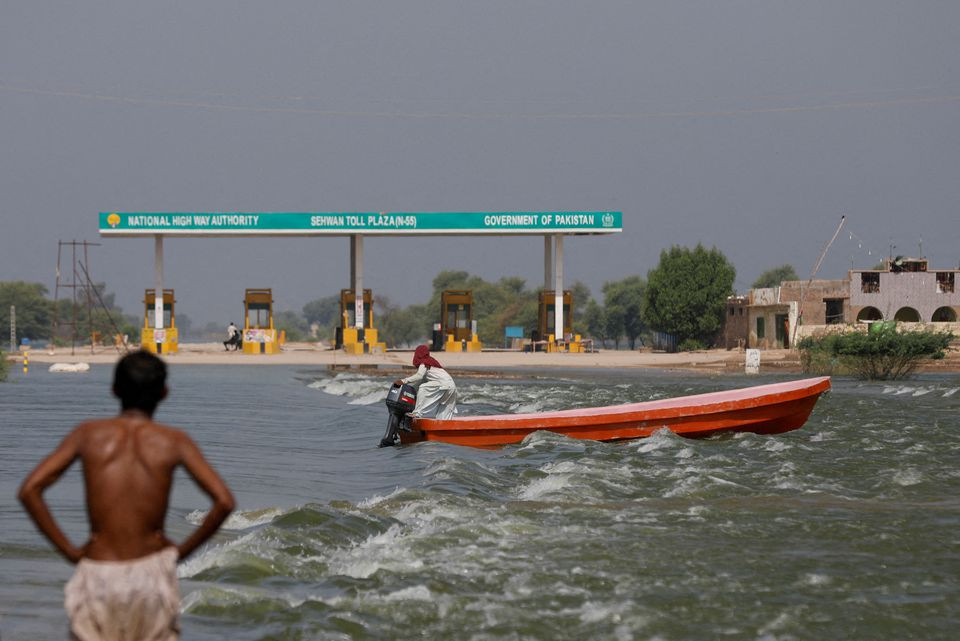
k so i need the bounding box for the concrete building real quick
[778,279,850,326]
[744,287,797,349]
[848,258,960,323]
[722,295,749,349]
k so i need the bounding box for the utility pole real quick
[9,305,14,353]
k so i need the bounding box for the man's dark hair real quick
[113,350,167,413]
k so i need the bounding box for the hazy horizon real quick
[3,2,958,326]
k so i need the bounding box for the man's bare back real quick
[19,350,234,640]
[19,352,234,564]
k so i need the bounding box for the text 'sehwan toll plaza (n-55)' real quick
[99,211,622,354]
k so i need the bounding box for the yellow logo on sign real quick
[107,213,121,228]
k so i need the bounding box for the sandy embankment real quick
[15,342,800,374]
[11,342,960,373]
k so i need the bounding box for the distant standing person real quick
[394,344,458,419]
[18,350,235,641]
[224,321,239,350]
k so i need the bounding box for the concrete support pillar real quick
[554,234,564,341]
[154,235,163,330]
[351,234,364,328]
[543,235,553,290]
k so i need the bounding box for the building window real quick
[894,307,920,322]
[861,273,880,293]
[824,299,844,325]
[730,307,735,316]
[932,307,957,322]
[856,307,883,322]
[936,272,955,293]
[756,317,765,339]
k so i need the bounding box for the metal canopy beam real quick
[99,212,622,237]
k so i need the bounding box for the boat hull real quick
[398,376,831,448]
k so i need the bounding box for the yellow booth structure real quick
[538,290,584,353]
[243,288,282,354]
[337,289,385,354]
[440,289,482,352]
[142,289,178,355]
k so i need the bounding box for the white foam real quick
[177,531,261,579]
[49,362,90,372]
[801,573,832,586]
[308,373,386,403]
[517,474,572,500]
[509,399,546,413]
[186,507,284,530]
[357,486,405,508]
[383,585,433,602]
[892,468,923,486]
[762,440,791,452]
[637,428,678,453]
[326,524,424,579]
[944,387,959,397]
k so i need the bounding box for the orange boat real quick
[397,376,831,448]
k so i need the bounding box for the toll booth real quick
[537,290,584,353]
[337,289,385,354]
[440,290,482,352]
[142,289,178,354]
[243,288,281,354]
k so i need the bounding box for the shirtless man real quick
[18,350,235,641]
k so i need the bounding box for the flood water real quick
[2,364,958,640]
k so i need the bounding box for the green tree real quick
[644,244,736,347]
[752,264,799,289]
[0,349,8,382]
[275,309,310,342]
[568,281,591,337]
[603,276,646,349]
[603,304,625,349]
[0,281,53,342]
[302,295,341,327]
[582,298,607,346]
[377,299,430,347]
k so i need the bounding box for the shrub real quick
[798,326,952,380]
[678,338,706,352]
[0,350,8,382]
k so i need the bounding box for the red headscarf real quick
[412,345,444,369]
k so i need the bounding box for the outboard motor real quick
[380,382,417,447]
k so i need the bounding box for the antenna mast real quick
[792,216,846,347]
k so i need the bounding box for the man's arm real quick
[175,433,235,560]
[399,363,427,386]
[18,429,86,563]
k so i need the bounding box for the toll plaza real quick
[99,212,622,353]
[440,290,482,352]
[142,289,177,354]
[242,288,282,354]
[336,288,385,354]
[537,290,584,352]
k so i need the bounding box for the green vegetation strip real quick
[798,326,953,380]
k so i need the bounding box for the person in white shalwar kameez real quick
[397,345,457,419]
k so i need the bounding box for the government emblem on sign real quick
[107,213,121,228]
[602,213,614,227]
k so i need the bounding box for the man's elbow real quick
[17,481,38,507]
[217,490,236,515]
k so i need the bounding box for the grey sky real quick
[2,2,958,327]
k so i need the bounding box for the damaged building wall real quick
[778,279,850,325]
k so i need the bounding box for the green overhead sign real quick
[99,212,622,236]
